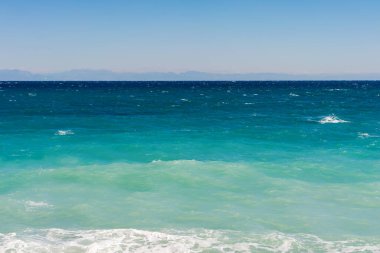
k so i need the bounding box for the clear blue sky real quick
[1,0,379,74]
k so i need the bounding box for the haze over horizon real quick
[1,0,380,76]
[1,69,380,81]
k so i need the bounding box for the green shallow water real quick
[0,81,379,252]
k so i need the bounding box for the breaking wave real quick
[55,130,75,136]
[358,132,379,138]
[1,229,379,253]
[318,115,349,124]
[24,201,53,212]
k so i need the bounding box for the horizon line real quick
[1,80,380,82]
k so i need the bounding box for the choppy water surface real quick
[0,81,379,252]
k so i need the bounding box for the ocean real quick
[0,81,379,252]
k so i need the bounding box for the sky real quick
[0,0,380,74]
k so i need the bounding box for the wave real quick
[1,228,379,253]
[150,159,200,165]
[358,132,379,138]
[24,201,53,212]
[318,115,349,124]
[326,88,348,91]
[55,130,74,136]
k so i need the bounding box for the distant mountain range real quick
[1,69,380,81]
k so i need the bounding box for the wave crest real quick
[318,115,349,124]
[55,130,74,136]
[1,229,379,253]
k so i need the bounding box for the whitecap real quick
[24,201,53,211]
[359,132,370,138]
[25,201,51,208]
[28,93,37,97]
[318,115,349,124]
[289,93,299,97]
[327,88,347,91]
[358,132,379,138]
[151,159,199,165]
[55,130,74,136]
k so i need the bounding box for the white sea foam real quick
[151,159,199,165]
[358,132,379,138]
[327,88,347,91]
[55,130,74,136]
[359,132,370,138]
[25,201,51,208]
[289,93,299,97]
[24,201,53,211]
[0,229,379,253]
[318,115,349,124]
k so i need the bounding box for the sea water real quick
[0,81,379,252]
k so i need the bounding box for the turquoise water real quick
[0,81,379,252]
